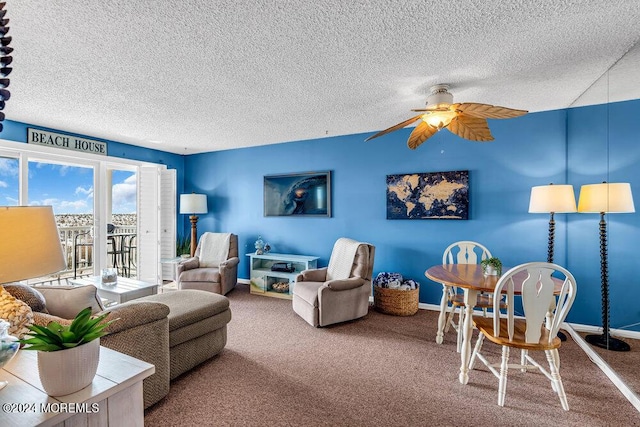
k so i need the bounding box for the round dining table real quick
[425,263,563,385]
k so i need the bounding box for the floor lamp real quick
[528,183,577,263]
[179,193,208,257]
[578,182,635,351]
[529,183,577,341]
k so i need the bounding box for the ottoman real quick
[139,289,232,379]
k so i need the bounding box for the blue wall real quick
[6,99,640,332]
[187,102,640,331]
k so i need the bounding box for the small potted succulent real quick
[19,307,117,396]
[177,235,191,259]
[480,257,502,276]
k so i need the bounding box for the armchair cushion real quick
[34,285,104,319]
[293,281,324,306]
[326,277,366,291]
[180,267,221,283]
[296,267,328,283]
[178,257,200,272]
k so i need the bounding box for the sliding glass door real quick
[0,141,175,286]
[28,159,95,280]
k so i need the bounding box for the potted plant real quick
[177,235,191,258]
[480,257,502,276]
[19,307,117,396]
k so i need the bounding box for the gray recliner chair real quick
[176,233,239,295]
[292,237,375,327]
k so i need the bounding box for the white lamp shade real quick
[180,193,208,214]
[0,206,67,284]
[578,182,635,213]
[528,184,577,213]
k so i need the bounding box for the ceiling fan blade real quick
[407,121,438,149]
[454,103,527,119]
[447,114,493,141]
[365,114,423,142]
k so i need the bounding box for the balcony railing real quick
[29,225,137,286]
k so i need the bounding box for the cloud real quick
[28,197,90,213]
[0,158,18,176]
[0,180,7,188]
[112,173,137,213]
[59,200,89,211]
[75,186,93,197]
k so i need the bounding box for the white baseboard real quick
[417,303,640,340]
[565,325,640,412]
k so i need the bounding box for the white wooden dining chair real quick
[441,241,497,352]
[469,262,577,410]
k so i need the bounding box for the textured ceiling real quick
[6,1,640,154]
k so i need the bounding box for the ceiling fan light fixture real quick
[426,84,454,106]
[422,110,456,129]
[366,83,527,149]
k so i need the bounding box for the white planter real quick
[37,338,100,396]
[484,265,498,276]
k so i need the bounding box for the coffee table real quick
[69,276,158,304]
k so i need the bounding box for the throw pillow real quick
[0,285,34,339]
[35,285,104,319]
[3,283,48,313]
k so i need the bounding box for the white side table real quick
[0,346,154,426]
[69,276,158,304]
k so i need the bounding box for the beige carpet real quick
[145,284,639,426]
[577,331,640,398]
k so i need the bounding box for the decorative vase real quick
[101,268,117,286]
[484,265,498,276]
[255,235,265,255]
[0,320,19,390]
[37,338,100,396]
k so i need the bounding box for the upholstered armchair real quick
[292,237,375,327]
[176,233,239,295]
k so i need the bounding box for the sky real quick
[0,157,137,214]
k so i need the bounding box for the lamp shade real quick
[578,182,635,213]
[179,193,208,215]
[528,184,577,213]
[0,206,67,284]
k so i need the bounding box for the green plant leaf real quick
[69,307,93,335]
[18,307,118,351]
[22,343,62,352]
[61,341,83,348]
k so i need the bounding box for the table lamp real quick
[528,183,577,263]
[179,193,208,257]
[577,182,635,351]
[0,206,67,390]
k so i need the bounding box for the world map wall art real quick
[386,170,469,220]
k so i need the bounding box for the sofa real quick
[6,284,231,409]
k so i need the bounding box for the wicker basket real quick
[373,285,419,316]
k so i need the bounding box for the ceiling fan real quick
[365,84,528,149]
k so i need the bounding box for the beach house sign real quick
[27,128,107,156]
